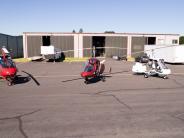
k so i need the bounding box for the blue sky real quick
[0,0,183,35]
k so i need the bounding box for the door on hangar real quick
[131,37,147,57]
[92,36,105,57]
[83,36,92,57]
[51,36,74,57]
[27,36,42,57]
[105,36,127,57]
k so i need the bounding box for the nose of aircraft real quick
[81,72,94,78]
[2,68,17,77]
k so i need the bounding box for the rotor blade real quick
[62,77,83,82]
[22,71,40,86]
[103,70,129,76]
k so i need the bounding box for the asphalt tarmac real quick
[1,59,184,138]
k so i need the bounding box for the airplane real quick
[132,58,171,79]
[0,47,18,86]
[81,57,107,84]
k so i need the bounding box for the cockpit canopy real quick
[0,59,16,68]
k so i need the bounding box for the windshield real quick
[84,64,94,72]
[0,59,16,68]
[157,59,168,69]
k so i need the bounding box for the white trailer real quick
[144,45,184,63]
[41,45,62,60]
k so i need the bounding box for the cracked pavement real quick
[1,60,184,138]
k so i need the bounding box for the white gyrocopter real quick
[132,58,171,79]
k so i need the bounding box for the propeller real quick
[22,71,40,86]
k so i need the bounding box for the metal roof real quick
[23,32,180,36]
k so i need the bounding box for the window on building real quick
[42,36,51,46]
[147,37,156,45]
[172,40,178,44]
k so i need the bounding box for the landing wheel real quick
[7,82,13,86]
[7,80,13,86]
[101,76,106,82]
[6,77,13,86]
[144,74,149,78]
[84,77,89,84]
[84,80,89,84]
[14,75,18,80]
[163,76,168,79]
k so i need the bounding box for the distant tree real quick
[72,30,76,33]
[79,28,83,33]
[179,36,184,44]
[104,31,115,34]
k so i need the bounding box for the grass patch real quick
[13,58,31,63]
[64,57,89,62]
[127,57,135,62]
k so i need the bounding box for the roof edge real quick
[23,32,180,36]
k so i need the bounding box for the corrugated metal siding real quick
[7,36,18,58]
[27,36,42,57]
[83,36,92,57]
[131,37,147,57]
[0,34,8,46]
[16,36,23,58]
[0,34,23,58]
[105,36,127,57]
[51,36,74,57]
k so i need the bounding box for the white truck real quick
[144,45,184,63]
[41,45,63,61]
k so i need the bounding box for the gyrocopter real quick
[0,47,18,86]
[81,57,106,84]
[132,57,171,79]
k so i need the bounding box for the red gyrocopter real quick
[0,47,17,86]
[81,57,106,84]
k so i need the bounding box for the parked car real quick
[135,54,149,63]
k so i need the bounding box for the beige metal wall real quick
[27,36,42,57]
[105,36,127,57]
[131,37,147,57]
[83,36,92,57]
[51,36,74,57]
[24,33,180,58]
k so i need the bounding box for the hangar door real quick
[27,36,42,57]
[105,36,127,57]
[51,36,74,57]
[131,37,147,57]
[83,36,92,57]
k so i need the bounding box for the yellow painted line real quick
[63,57,89,62]
[13,58,31,63]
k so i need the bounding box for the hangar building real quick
[23,32,179,58]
